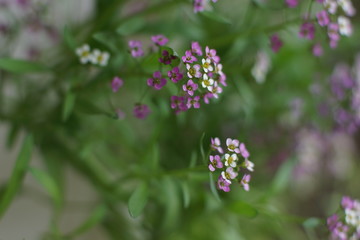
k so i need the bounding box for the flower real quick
[168,67,183,83]
[133,104,151,119]
[170,96,188,113]
[312,43,323,57]
[202,58,214,73]
[338,16,353,36]
[147,71,167,90]
[128,40,144,58]
[285,0,298,8]
[328,22,340,41]
[186,64,202,78]
[217,175,231,192]
[187,96,201,109]
[241,174,251,191]
[252,51,271,84]
[324,0,338,14]
[239,143,250,158]
[345,209,357,226]
[201,74,214,90]
[182,79,198,96]
[270,34,283,52]
[244,159,255,172]
[111,77,124,92]
[151,34,168,46]
[327,214,339,231]
[205,46,220,63]
[91,49,110,66]
[115,108,126,120]
[316,10,330,27]
[299,22,315,40]
[76,44,92,64]
[159,50,177,65]
[193,0,205,13]
[191,41,203,56]
[226,138,240,153]
[209,155,223,171]
[221,167,238,183]
[342,196,355,209]
[224,153,238,167]
[208,82,223,98]
[210,137,223,154]
[203,92,215,104]
[338,0,356,17]
[182,50,197,63]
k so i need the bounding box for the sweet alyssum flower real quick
[91,49,110,66]
[168,67,183,83]
[338,16,353,36]
[327,196,360,240]
[270,34,283,53]
[299,22,315,40]
[133,104,151,119]
[128,40,144,58]
[147,71,167,90]
[316,10,330,27]
[151,34,168,46]
[186,96,200,109]
[159,50,177,65]
[76,44,92,64]
[285,0,298,8]
[183,79,198,96]
[209,137,255,192]
[111,77,123,92]
[170,96,187,114]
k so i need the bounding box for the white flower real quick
[251,51,271,84]
[201,74,214,90]
[324,0,338,14]
[221,167,238,183]
[244,159,255,172]
[91,49,110,66]
[202,58,213,73]
[337,0,356,16]
[215,63,223,75]
[345,209,358,226]
[338,16,353,36]
[224,153,238,167]
[76,44,92,64]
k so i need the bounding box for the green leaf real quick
[0,135,33,218]
[65,205,107,238]
[227,201,258,218]
[0,58,48,73]
[269,157,296,195]
[200,11,232,25]
[64,25,77,50]
[199,132,206,164]
[180,181,191,208]
[62,91,76,122]
[128,182,149,218]
[141,52,160,73]
[93,32,119,52]
[116,18,145,35]
[29,167,62,208]
[209,172,221,202]
[189,151,197,168]
[303,217,321,229]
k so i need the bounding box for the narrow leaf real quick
[180,181,191,208]
[200,132,206,164]
[62,91,76,122]
[0,135,33,218]
[227,201,258,218]
[209,172,221,202]
[64,25,76,50]
[200,11,232,24]
[128,182,149,218]
[0,58,48,73]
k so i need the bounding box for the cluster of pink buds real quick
[327,196,360,240]
[171,42,226,114]
[193,0,219,13]
[209,137,254,192]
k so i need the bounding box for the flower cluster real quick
[193,0,219,13]
[76,44,110,66]
[327,196,360,240]
[170,42,226,113]
[209,137,254,192]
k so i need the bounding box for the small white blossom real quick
[201,74,214,90]
[224,153,238,168]
[244,159,255,172]
[337,0,356,16]
[91,49,110,66]
[338,16,353,36]
[324,0,338,14]
[76,44,92,64]
[202,58,214,73]
[345,209,358,226]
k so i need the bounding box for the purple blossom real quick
[128,40,144,58]
[327,214,339,232]
[193,0,205,13]
[170,96,188,113]
[182,50,197,63]
[159,50,177,65]
[241,174,251,191]
[147,71,167,90]
[285,0,298,8]
[191,41,203,56]
[187,96,201,109]
[133,104,151,119]
[328,23,340,42]
[111,76,124,92]
[203,92,215,104]
[299,22,315,40]
[217,176,231,192]
[312,43,323,57]
[208,155,223,171]
[182,79,198,96]
[168,67,183,83]
[316,10,330,27]
[270,34,283,53]
[205,46,220,63]
[239,143,250,159]
[151,34,168,46]
[210,137,223,154]
[341,196,355,210]
[208,82,223,98]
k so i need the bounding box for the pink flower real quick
[328,22,340,41]
[312,43,323,57]
[168,67,183,83]
[299,22,315,40]
[182,79,198,96]
[270,34,283,53]
[147,71,167,90]
[239,143,250,158]
[205,46,220,63]
[285,0,298,8]
[221,167,238,183]
[203,92,215,104]
[159,50,177,65]
[111,77,123,92]
[241,174,251,191]
[182,50,197,63]
[133,104,151,119]
[170,96,188,113]
[208,82,223,98]
[151,34,168,46]
[208,155,223,171]
[211,137,224,154]
[191,41,203,56]
[341,196,355,210]
[128,40,144,58]
[226,138,240,153]
[193,0,205,13]
[217,176,231,192]
[316,10,330,27]
[187,96,201,109]
[327,214,339,232]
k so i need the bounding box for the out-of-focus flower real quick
[159,50,177,65]
[316,10,330,26]
[241,174,251,191]
[170,96,188,114]
[91,49,110,66]
[338,16,353,36]
[133,104,151,119]
[211,137,223,154]
[111,77,124,92]
[324,0,338,14]
[128,40,144,58]
[299,22,315,40]
[312,43,323,57]
[115,109,126,120]
[270,34,283,53]
[191,41,203,56]
[147,71,167,90]
[252,51,271,84]
[217,176,230,192]
[338,0,356,16]
[182,50,197,63]
[285,0,298,8]
[151,34,168,46]
[76,44,92,64]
